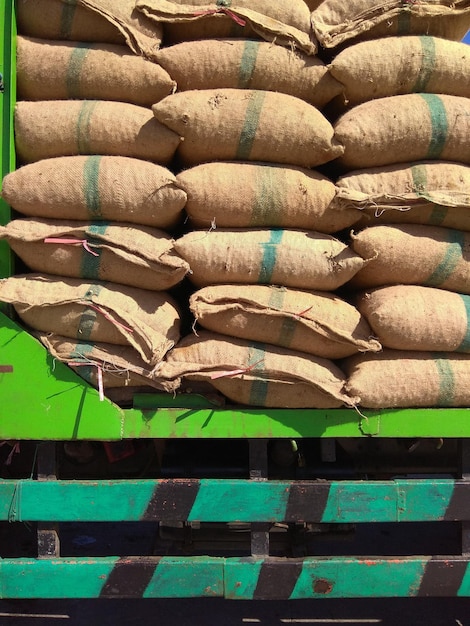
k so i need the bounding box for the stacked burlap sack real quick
[0,0,194,397]
[311,1,470,408]
[118,1,388,408]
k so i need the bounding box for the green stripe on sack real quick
[425,230,465,287]
[83,156,103,218]
[412,37,437,93]
[77,284,103,341]
[258,229,283,284]
[420,93,448,160]
[457,294,470,352]
[433,353,455,406]
[77,308,99,342]
[411,165,448,225]
[247,343,268,406]
[79,223,109,280]
[237,91,266,160]
[251,167,284,226]
[60,0,78,39]
[239,41,260,89]
[268,287,296,349]
[66,43,91,99]
[77,101,99,154]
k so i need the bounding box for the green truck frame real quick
[2,0,470,599]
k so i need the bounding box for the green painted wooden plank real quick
[0,479,465,523]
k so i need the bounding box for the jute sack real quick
[135,0,315,55]
[350,224,470,294]
[330,36,470,107]
[175,228,368,290]
[15,101,181,165]
[152,89,343,167]
[334,94,470,170]
[0,218,189,291]
[74,0,164,59]
[16,0,125,43]
[0,274,181,366]
[357,285,470,353]
[156,39,340,108]
[333,161,470,232]
[1,156,186,228]
[159,331,356,408]
[311,0,470,49]
[190,284,382,359]
[17,37,175,107]
[177,161,359,233]
[344,349,470,408]
[37,332,172,392]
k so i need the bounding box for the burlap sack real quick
[177,161,359,232]
[0,219,189,291]
[15,100,181,164]
[135,0,315,54]
[334,94,470,170]
[16,0,125,43]
[153,89,343,167]
[357,285,470,353]
[74,0,164,58]
[0,274,181,366]
[159,331,356,408]
[350,224,470,294]
[344,349,470,408]
[312,0,470,49]
[17,37,175,106]
[190,284,381,359]
[37,332,171,391]
[330,36,470,107]
[1,156,186,228]
[175,228,368,290]
[156,39,340,108]
[333,161,470,232]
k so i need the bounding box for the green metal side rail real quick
[2,556,470,599]
[0,478,470,523]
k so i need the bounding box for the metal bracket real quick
[249,439,269,557]
[37,442,60,559]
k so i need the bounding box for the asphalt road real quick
[0,597,469,626]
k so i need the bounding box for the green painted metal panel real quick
[289,558,427,599]
[0,557,120,599]
[143,558,224,598]
[0,479,465,523]
[225,558,427,599]
[187,479,290,522]
[457,563,470,596]
[394,479,456,522]
[0,313,126,439]
[122,404,470,440]
[0,557,224,599]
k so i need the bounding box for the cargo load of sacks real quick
[317,3,470,409]
[3,0,470,409]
